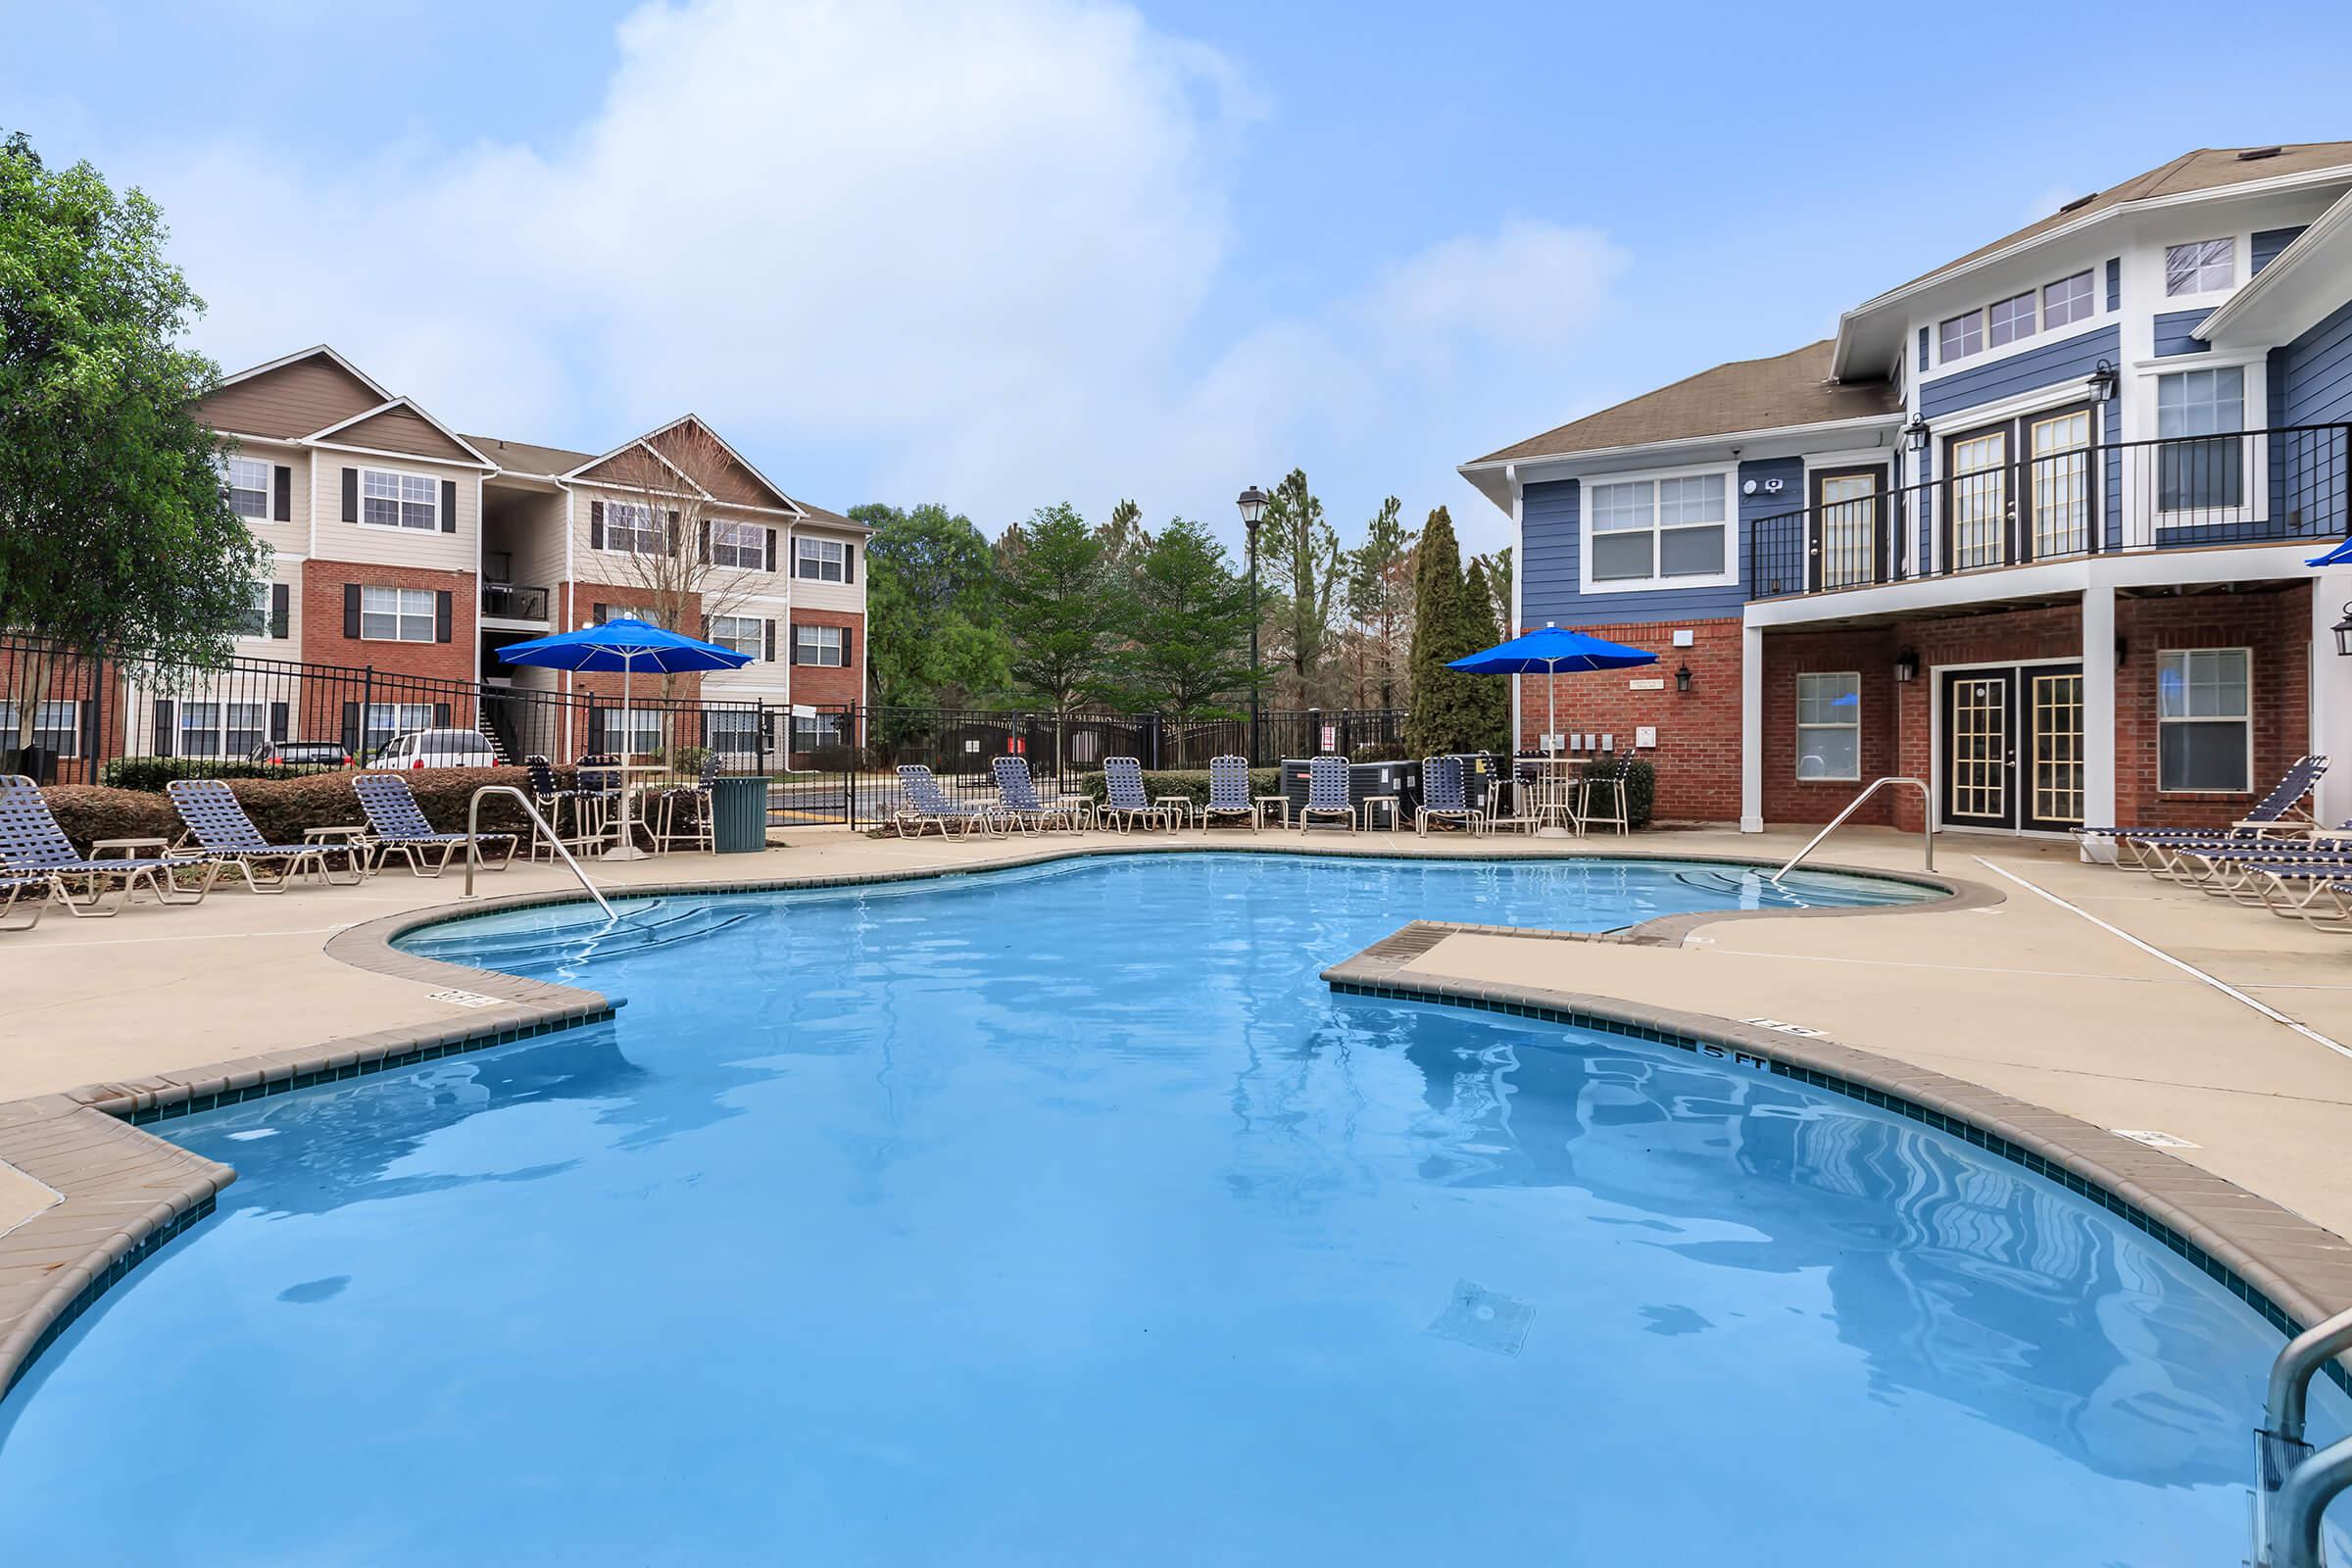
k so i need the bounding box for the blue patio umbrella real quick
[498,617,751,756]
[1448,622,1657,756]
[2309,537,2352,566]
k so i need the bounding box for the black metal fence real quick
[1747,421,2350,601]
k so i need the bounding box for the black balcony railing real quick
[1746,421,2351,601]
[480,581,551,620]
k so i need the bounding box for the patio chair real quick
[0,869,46,931]
[1580,756,1633,836]
[654,752,723,854]
[989,756,1082,834]
[2079,755,2328,869]
[166,778,364,893]
[893,764,993,838]
[2163,834,2352,898]
[2128,817,2352,883]
[2232,860,2352,929]
[1486,760,1543,835]
[1298,755,1355,832]
[0,773,220,917]
[352,772,516,878]
[1099,758,1170,834]
[1416,756,1483,837]
[1201,755,1258,831]
[523,755,609,858]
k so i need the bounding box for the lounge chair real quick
[2226,860,2352,928]
[989,756,1082,834]
[1201,755,1258,831]
[2163,835,2352,898]
[0,773,220,916]
[2131,819,2352,884]
[1298,755,1355,832]
[0,869,45,931]
[352,772,516,877]
[2079,755,2328,869]
[893,764,993,838]
[1416,756,1483,836]
[1098,758,1171,834]
[167,778,365,893]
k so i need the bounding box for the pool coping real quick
[1323,923,2352,1395]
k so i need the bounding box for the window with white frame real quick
[2165,238,2234,296]
[361,586,436,642]
[794,623,846,666]
[707,710,760,757]
[1986,289,2035,348]
[2157,648,2250,792]
[2156,366,2245,510]
[1937,310,1984,363]
[240,581,272,638]
[177,701,266,759]
[1795,673,1860,781]
[605,500,666,555]
[224,457,272,520]
[710,520,764,569]
[364,703,434,754]
[708,614,764,659]
[1587,470,1728,586]
[2042,270,2094,329]
[0,701,80,758]
[604,709,666,757]
[796,536,847,582]
[360,468,438,530]
[791,712,845,751]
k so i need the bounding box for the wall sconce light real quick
[2334,603,2352,658]
[1901,415,1930,453]
[1674,663,1693,694]
[1893,647,1919,683]
[2115,636,2129,668]
[2087,359,2118,403]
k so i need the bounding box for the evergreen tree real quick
[1115,517,1252,717]
[1260,468,1340,703]
[1403,506,1488,756]
[1344,495,1416,710]
[1474,546,1512,636]
[1000,502,1117,770]
[1460,556,1509,751]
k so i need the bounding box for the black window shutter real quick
[440,479,458,533]
[844,544,856,584]
[343,583,362,638]
[435,590,453,642]
[666,510,681,557]
[433,702,452,727]
[587,708,607,751]
[763,619,776,661]
[341,466,358,523]
[270,582,290,639]
[841,625,854,668]
[699,520,711,565]
[153,700,175,758]
[269,702,289,743]
[340,703,361,755]
[272,465,292,522]
[591,500,606,549]
[764,528,777,572]
[80,699,100,760]
[789,624,803,664]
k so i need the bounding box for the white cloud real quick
[139,0,1620,548]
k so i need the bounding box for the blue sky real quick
[9,0,2352,556]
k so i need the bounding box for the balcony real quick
[1746,422,2350,602]
[479,581,551,623]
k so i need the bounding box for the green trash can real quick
[710,775,770,854]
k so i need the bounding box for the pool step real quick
[407,905,757,973]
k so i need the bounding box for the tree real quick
[1475,545,1512,637]
[1095,498,1152,596]
[856,501,1010,712]
[1115,517,1253,718]
[1000,502,1117,770]
[586,420,765,701]
[1344,496,1416,709]
[1259,468,1339,704]
[1403,507,1493,756]
[1460,556,1509,751]
[0,130,266,756]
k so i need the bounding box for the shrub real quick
[102,757,286,790]
[1349,741,1407,763]
[35,766,562,855]
[1581,758,1655,829]
[1075,766,1281,808]
[39,785,180,851]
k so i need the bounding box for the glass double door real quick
[1942,404,2096,571]
[1940,662,2084,832]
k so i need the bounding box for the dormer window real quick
[2042,270,2095,328]
[2165,238,2233,296]
[1938,311,1984,363]
[1986,290,2035,348]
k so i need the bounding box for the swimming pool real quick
[0,854,2336,1564]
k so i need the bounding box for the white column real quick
[1740,621,1764,833]
[2081,584,2116,861]
[2315,573,2352,828]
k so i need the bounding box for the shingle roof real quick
[1469,341,1898,466]
[464,433,597,477]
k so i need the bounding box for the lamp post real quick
[1237,485,1267,763]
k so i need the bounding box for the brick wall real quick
[558,580,706,705]
[1515,616,1741,821]
[301,561,476,686]
[1759,627,1902,825]
[1886,603,2084,831]
[2114,583,2309,829]
[786,608,865,709]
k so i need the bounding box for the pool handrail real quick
[2255,1303,2352,1566]
[1771,776,1934,883]
[466,784,614,920]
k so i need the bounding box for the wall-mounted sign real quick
[1630,677,1665,691]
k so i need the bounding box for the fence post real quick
[360,666,374,760]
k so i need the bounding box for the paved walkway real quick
[3,824,2348,1245]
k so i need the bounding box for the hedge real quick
[37,766,562,855]
[101,757,326,790]
[1075,767,1282,810]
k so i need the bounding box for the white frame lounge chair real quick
[989,756,1081,834]
[893,764,993,837]
[167,778,365,893]
[1298,755,1355,832]
[0,774,220,917]
[352,773,516,877]
[1099,758,1171,834]
[1416,756,1484,837]
[1200,756,1257,831]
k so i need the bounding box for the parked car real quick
[367,729,499,770]
[247,741,353,769]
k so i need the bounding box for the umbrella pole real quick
[1538,656,1571,839]
[606,651,649,862]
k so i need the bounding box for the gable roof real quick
[200,347,390,440]
[463,433,597,477]
[312,399,494,467]
[1466,341,1900,468]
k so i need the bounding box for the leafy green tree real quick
[1460,556,1509,750]
[1000,502,1118,768]
[0,131,266,754]
[1344,495,1416,709]
[1115,517,1253,718]
[1260,467,1339,703]
[855,502,1010,712]
[1404,507,1492,756]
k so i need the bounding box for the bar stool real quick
[1580,759,1630,836]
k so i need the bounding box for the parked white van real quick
[368,728,498,770]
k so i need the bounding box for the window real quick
[796,537,847,582]
[2165,238,2234,296]
[225,457,272,520]
[2157,649,2250,792]
[239,581,272,638]
[1795,673,1861,781]
[708,614,764,659]
[0,701,79,758]
[604,710,667,757]
[361,586,436,642]
[710,520,764,569]
[707,710,760,757]
[791,712,845,751]
[1587,470,1727,586]
[1987,290,2035,348]
[177,702,266,759]
[794,623,846,666]
[360,468,439,530]
[605,501,667,555]
[1938,310,1984,363]
[364,703,434,754]
[2042,270,2094,329]
[2157,366,2245,510]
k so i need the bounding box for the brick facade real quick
[301,561,477,687]
[1514,617,1741,822]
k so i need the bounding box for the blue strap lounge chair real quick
[352,772,516,877]
[167,778,365,893]
[894,764,993,838]
[1100,758,1171,834]
[1201,756,1257,831]
[0,773,219,916]
[989,756,1081,834]
[1298,755,1355,832]
[2079,755,2328,869]
[0,868,45,931]
[2162,834,2352,897]
[2130,819,2352,883]
[1416,756,1483,837]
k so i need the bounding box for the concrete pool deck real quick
[4,822,2351,1393]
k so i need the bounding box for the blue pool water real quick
[0,855,2338,1565]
